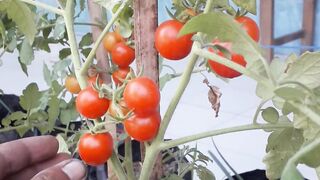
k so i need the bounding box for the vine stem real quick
[124,137,135,180]
[20,0,64,15]
[108,152,128,180]
[160,122,293,150]
[252,99,269,124]
[0,125,27,133]
[290,102,320,126]
[64,0,87,88]
[79,0,131,76]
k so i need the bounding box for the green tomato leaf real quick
[232,0,257,15]
[7,36,17,52]
[59,48,71,60]
[263,128,304,180]
[53,16,65,39]
[18,57,28,76]
[281,163,304,180]
[160,74,173,91]
[281,52,320,89]
[274,87,306,101]
[33,37,51,52]
[79,33,93,48]
[179,12,262,65]
[2,111,27,127]
[43,63,52,86]
[19,38,34,66]
[60,98,79,125]
[282,102,296,115]
[270,58,286,81]
[0,19,5,42]
[81,48,92,58]
[47,96,60,131]
[196,165,215,180]
[262,107,279,124]
[0,0,37,44]
[16,125,30,137]
[19,83,43,111]
[165,174,184,180]
[94,0,117,9]
[56,134,71,154]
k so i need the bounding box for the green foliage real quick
[263,128,304,179]
[232,0,256,14]
[262,107,279,124]
[19,83,43,111]
[19,38,34,65]
[60,98,79,125]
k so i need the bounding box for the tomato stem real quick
[253,99,270,124]
[160,122,293,150]
[108,152,128,180]
[124,137,135,180]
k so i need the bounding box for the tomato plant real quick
[111,42,135,68]
[108,100,130,118]
[65,75,81,94]
[87,75,103,87]
[235,16,260,42]
[103,32,124,52]
[78,133,113,166]
[124,112,160,142]
[123,77,160,116]
[112,67,131,86]
[76,87,110,119]
[155,20,193,60]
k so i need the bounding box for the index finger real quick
[0,135,59,179]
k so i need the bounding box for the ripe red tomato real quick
[76,87,110,119]
[78,133,113,166]
[111,42,135,68]
[123,77,160,116]
[155,20,193,60]
[65,75,81,94]
[235,16,260,42]
[124,112,160,142]
[103,32,124,52]
[208,42,247,79]
[112,67,131,86]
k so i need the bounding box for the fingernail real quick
[62,159,87,179]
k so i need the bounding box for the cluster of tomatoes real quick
[155,14,259,79]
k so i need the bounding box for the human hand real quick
[0,135,86,180]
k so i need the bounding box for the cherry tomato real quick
[112,67,131,86]
[65,75,81,94]
[108,100,130,118]
[124,112,160,142]
[87,76,103,87]
[103,32,124,52]
[208,42,247,79]
[123,77,160,116]
[155,20,193,60]
[78,133,113,166]
[76,87,110,119]
[111,42,135,68]
[235,16,260,42]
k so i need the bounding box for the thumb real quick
[31,159,87,180]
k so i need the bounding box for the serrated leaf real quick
[281,52,320,89]
[59,48,71,60]
[263,128,304,179]
[79,33,92,48]
[29,110,48,122]
[7,37,17,52]
[18,57,28,76]
[179,12,262,66]
[51,80,64,95]
[19,38,34,65]
[33,37,51,52]
[281,163,304,180]
[16,125,30,137]
[53,16,65,39]
[43,63,52,86]
[81,48,92,57]
[94,0,117,9]
[270,58,286,81]
[262,107,279,124]
[2,111,27,127]
[47,96,60,131]
[19,83,42,111]
[256,82,274,100]
[282,102,296,115]
[0,0,37,44]
[56,134,71,154]
[232,0,257,14]
[42,27,52,38]
[52,59,71,80]
[196,165,215,180]
[160,74,173,91]
[274,87,306,101]
[60,98,79,125]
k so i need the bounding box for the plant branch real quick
[74,22,104,28]
[20,0,64,15]
[253,99,269,124]
[108,152,128,180]
[160,122,293,150]
[124,137,135,180]
[290,102,320,126]
[0,125,28,133]
[64,0,87,88]
[79,0,131,76]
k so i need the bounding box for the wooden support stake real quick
[260,0,274,61]
[301,0,316,52]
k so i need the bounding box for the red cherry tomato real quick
[111,42,135,68]
[155,20,193,60]
[124,112,160,142]
[208,42,247,79]
[112,67,131,86]
[78,133,113,166]
[235,16,260,42]
[103,32,124,52]
[76,87,110,119]
[123,77,160,116]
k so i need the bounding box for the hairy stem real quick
[80,0,131,76]
[108,152,128,180]
[64,0,87,88]
[160,122,292,150]
[125,137,135,180]
[20,0,64,15]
